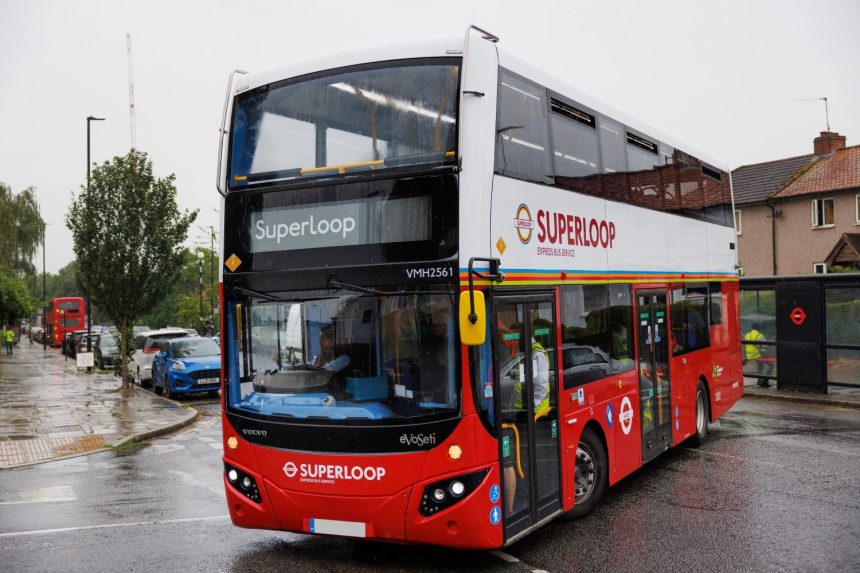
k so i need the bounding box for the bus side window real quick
[494,68,553,185]
[670,285,710,355]
[709,282,723,326]
[559,284,631,389]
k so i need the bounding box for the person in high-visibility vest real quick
[4,327,14,355]
[514,338,550,417]
[744,322,773,386]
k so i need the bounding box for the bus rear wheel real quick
[689,380,709,447]
[565,427,607,519]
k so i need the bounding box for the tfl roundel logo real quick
[515,203,533,244]
[283,461,298,478]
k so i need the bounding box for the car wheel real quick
[97,357,104,370]
[153,375,163,396]
[164,380,173,399]
[564,427,608,519]
[688,380,710,447]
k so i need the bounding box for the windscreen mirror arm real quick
[467,257,503,323]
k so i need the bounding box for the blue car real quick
[151,337,221,398]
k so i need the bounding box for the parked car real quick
[94,334,119,370]
[132,328,190,387]
[30,326,44,343]
[132,325,151,336]
[62,330,88,357]
[151,337,221,398]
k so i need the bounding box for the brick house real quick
[732,132,860,276]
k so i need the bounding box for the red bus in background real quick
[46,297,86,347]
[215,28,743,549]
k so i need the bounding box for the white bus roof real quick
[234,31,728,173]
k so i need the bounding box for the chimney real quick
[814,131,846,155]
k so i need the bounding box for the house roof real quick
[772,145,860,199]
[731,153,820,205]
[825,233,860,266]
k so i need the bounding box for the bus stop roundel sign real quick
[790,307,807,326]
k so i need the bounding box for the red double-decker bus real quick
[46,297,86,348]
[215,27,743,548]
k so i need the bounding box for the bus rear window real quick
[229,59,459,188]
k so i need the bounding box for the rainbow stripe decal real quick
[459,268,738,287]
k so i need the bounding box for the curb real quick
[742,389,860,410]
[114,408,201,447]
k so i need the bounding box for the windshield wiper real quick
[231,286,281,302]
[232,286,340,303]
[328,279,403,296]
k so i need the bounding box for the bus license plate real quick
[197,377,218,385]
[309,518,366,538]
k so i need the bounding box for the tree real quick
[0,182,44,276]
[66,151,197,390]
[0,270,36,325]
[0,182,43,325]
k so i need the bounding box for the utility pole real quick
[42,218,46,350]
[210,226,215,333]
[86,116,105,361]
[127,33,137,152]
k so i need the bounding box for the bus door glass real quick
[636,290,672,462]
[494,296,561,540]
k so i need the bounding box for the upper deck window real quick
[229,59,460,188]
[495,68,553,184]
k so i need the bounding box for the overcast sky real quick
[2,0,858,273]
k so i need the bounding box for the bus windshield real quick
[228,292,458,422]
[229,60,460,188]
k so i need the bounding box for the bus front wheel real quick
[565,427,607,519]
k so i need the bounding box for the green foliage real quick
[139,247,219,332]
[0,182,44,324]
[66,151,197,388]
[0,182,44,276]
[0,270,37,324]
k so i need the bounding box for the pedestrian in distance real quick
[4,326,14,355]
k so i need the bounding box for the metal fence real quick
[740,274,860,393]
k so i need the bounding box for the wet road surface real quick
[1,397,858,572]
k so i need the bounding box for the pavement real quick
[743,374,860,408]
[2,339,858,469]
[0,340,199,469]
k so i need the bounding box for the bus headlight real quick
[419,469,489,517]
[448,480,465,497]
[224,463,261,503]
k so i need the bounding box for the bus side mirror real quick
[459,290,486,346]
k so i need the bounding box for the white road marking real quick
[0,515,230,538]
[149,443,187,455]
[0,486,77,506]
[491,550,520,563]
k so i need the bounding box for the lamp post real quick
[42,219,47,350]
[209,226,215,333]
[86,115,105,357]
[197,250,205,323]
